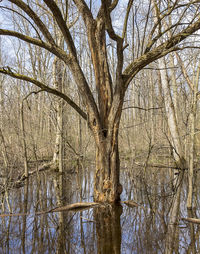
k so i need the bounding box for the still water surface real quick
[0,163,199,253]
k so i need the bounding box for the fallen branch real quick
[182,217,200,224]
[0,212,28,217]
[123,106,163,111]
[0,161,56,195]
[122,200,140,208]
[80,216,96,223]
[133,161,185,170]
[36,202,100,214]
[0,202,100,217]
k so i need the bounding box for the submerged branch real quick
[37,202,100,214]
[0,202,101,217]
[133,161,187,170]
[0,161,58,195]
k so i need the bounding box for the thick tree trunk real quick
[82,15,124,203]
[94,138,122,203]
[93,118,123,203]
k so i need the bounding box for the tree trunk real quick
[158,58,186,169]
[20,100,28,177]
[187,63,199,209]
[93,118,123,203]
[187,100,196,209]
[52,56,64,172]
[94,139,121,203]
[81,15,124,203]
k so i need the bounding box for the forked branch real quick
[43,0,77,58]
[109,0,119,12]
[124,14,200,86]
[72,0,94,25]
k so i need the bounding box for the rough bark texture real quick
[91,98,124,203]
[78,6,124,203]
[94,135,122,203]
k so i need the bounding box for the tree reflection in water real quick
[0,166,200,253]
[94,205,122,254]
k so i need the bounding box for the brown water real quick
[0,163,199,254]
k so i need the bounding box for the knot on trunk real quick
[103,179,112,192]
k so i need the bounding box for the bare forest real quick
[1,0,200,253]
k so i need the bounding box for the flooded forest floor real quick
[0,149,200,254]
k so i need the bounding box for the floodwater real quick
[0,162,200,254]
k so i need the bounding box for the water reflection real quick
[0,165,200,253]
[95,205,122,254]
[164,173,183,254]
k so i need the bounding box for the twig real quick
[80,216,96,223]
[122,106,163,111]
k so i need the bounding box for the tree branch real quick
[122,0,134,40]
[175,52,194,90]
[0,29,71,63]
[0,6,41,40]
[0,67,87,120]
[122,106,163,111]
[144,23,186,54]
[124,15,200,85]
[140,0,151,55]
[43,1,99,125]
[100,1,124,82]
[72,0,94,25]
[43,0,77,58]
[145,0,179,53]
[8,0,56,45]
[100,1,121,42]
[109,0,119,12]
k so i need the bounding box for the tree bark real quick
[52,56,64,172]
[20,100,28,177]
[158,58,186,169]
[94,135,122,203]
[187,63,199,209]
[93,105,123,203]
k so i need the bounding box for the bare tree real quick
[1,0,200,202]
